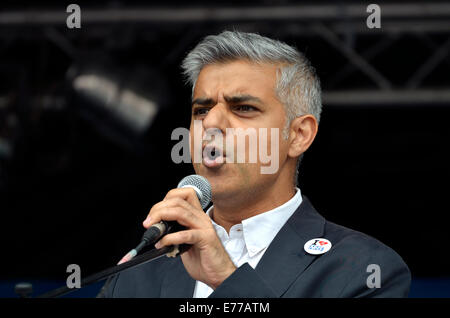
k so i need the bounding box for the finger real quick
[155,229,205,248]
[143,188,203,228]
[164,187,203,210]
[143,197,194,228]
[142,200,169,228]
[144,200,209,230]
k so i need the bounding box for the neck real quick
[210,180,296,233]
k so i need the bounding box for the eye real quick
[193,107,210,116]
[234,105,257,112]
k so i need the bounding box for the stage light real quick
[72,69,161,136]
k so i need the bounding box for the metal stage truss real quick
[1,2,450,106]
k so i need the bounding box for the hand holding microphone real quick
[140,174,236,290]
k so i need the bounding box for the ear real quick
[287,115,318,158]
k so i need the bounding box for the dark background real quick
[0,1,449,297]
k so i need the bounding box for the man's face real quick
[189,60,290,204]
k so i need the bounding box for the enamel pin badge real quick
[304,238,332,255]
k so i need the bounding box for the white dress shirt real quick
[193,187,303,298]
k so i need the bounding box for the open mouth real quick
[202,144,225,168]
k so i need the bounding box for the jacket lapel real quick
[160,257,196,297]
[255,196,326,297]
[160,196,325,298]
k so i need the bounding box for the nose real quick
[202,103,229,134]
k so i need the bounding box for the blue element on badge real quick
[304,238,332,255]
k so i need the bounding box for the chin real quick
[193,165,233,197]
[193,163,225,179]
[193,163,270,204]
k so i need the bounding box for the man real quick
[101,31,411,297]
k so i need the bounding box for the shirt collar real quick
[206,188,303,257]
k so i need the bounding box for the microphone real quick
[117,175,211,264]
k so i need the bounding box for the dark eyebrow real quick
[191,94,263,108]
[224,94,263,105]
[192,97,215,107]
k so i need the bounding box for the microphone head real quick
[177,175,212,209]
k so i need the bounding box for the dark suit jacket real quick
[100,197,411,297]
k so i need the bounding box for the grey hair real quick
[181,31,322,186]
